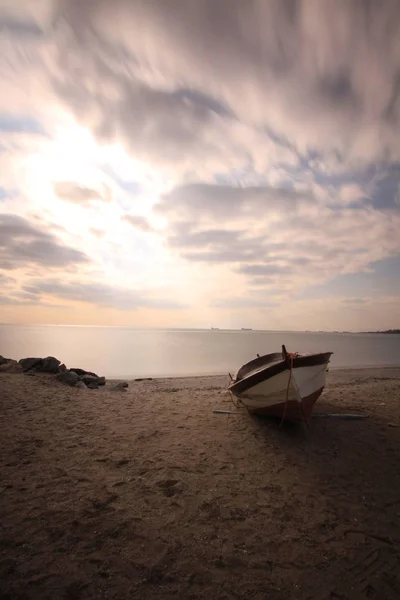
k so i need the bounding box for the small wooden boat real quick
[228,345,333,423]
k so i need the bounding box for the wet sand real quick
[1,367,400,599]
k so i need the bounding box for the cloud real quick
[167,226,280,264]
[158,183,314,221]
[53,181,111,204]
[342,297,367,306]
[1,0,400,329]
[26,278,185,310]
[122,214,153,232]
[0,15,44,38]
[0,213,90,270]
[52,0,400,167]
[155,180,400,295]
[0,273,16,286]
[237,264,292,276]
[211,297,277,309]
[0,295,34,306]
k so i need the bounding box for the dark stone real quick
[81,374,105,386]
[134,377,153,381]
[59,364,67,372]
[75,381,87,389]
[36,356,61,374]
[0,359,22,373]
[56,371,80,386]
[70,368,99,378]
[0,355,10,366]
[87,382,99,389]
[111,382,127,392]
[19,357,43,372]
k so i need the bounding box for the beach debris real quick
[312,413,368,420]
[75,381,87,389]
[213,409,244,415]
[56,370,80,386]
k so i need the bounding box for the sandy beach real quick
[1,367,400,599]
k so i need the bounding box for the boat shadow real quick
[246,399,400,495]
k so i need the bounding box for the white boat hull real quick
[228,347,332,422]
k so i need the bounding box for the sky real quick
[0,0,400,331]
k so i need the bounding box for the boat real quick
[228,345,333,423]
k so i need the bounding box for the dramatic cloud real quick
[0,214,90,270]
[1,0,400,328]
[52,0,400,167]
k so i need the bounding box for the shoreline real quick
[105,363,400,382]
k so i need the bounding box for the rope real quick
[279,354,294,428]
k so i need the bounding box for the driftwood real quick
[312,413,368,420]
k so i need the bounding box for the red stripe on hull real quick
[247,386,325,422]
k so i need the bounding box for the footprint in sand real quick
[156,479,183,497]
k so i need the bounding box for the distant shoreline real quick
[1,323,399,334]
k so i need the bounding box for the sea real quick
[1,325,400,379]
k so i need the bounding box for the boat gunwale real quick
[229,351,333,396]
[234,352,283,381]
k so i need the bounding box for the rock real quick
[36,356,61,374]
[56,370,80,386]
[118,381,129,388]
[75,381,87,389]
[0,359,22,373]
[19,357,43,372]
[0,355,10,366]
[134,377,153,381]
[81,374,105,386]
[59,364,67,372]
[70,368,99,378]
[111,383,127,392]
[87,382,99,389]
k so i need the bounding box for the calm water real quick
[1,325,399,378]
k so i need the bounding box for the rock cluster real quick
[0,354,109,389]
